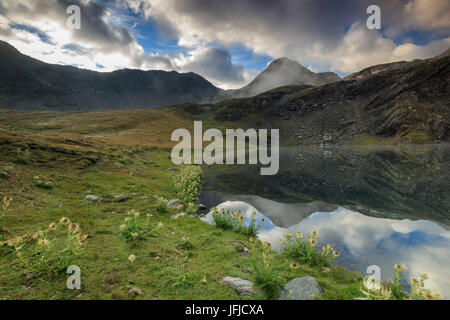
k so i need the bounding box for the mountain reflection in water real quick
[200,144,450,297]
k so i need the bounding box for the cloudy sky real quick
[0,0,449,89]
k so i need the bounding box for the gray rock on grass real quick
[278,276,322,300]
[221,276,254,296]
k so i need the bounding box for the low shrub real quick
[173,166,203,204]
[211,208,263,237]
[280,230,339,267]
[119,210,162,242]
[250,241,284,299]
[5,218,87,277]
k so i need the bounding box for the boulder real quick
[278,276,322,300]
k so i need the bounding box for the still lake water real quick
[200,144,450,297]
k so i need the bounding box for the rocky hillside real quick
[0,41,221,110]
[205,57,340,102]
[180,48,450,144]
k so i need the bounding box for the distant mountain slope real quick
[0,41,221,110]
[205,57,340,102]
[180,48,450,143]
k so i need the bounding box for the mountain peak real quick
[0,40,22,59]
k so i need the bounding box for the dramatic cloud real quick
[123,0,450,73]
[0,0,449,88]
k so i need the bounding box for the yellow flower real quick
[263,242,272,249]
[38,239,49,246]
[284,232,292,239]
[119,224,126,230]
[128,254,136,262]
[333,250,340,257]
[77,234,89,242]
[68,223,80,233]
[411,278,420,286]
[60,217,70,225]
[158,222,164,228]
[182,236,190,241]
[295,232,303,240]
[310,230,318,238]
[394,264,403,272]
[290,263,299,269]
[49,223,57,230]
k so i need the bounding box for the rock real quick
[278,276,322,300]
[26,272,36,279]
[167,199,183,209]
[84,195,104,202]
[220,276,254,296]
[128,287,143,296]
[171,212,186,219]
[232,242,250,256]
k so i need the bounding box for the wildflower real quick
[77,234,89,242]
[363,275,382,292]
[295,232,303,240]
[7,237,22,247]
[249,237,257,243]
[394,264,403,272]
[119,224,126,231]
[260,218,266,222]
[124,217,130,222]
[38,239,50,246]
[239,215,245,222]
[146,213,153,217]
[310,230,318,238]
[284,232,292,239]
[308,238,317,246]
[201,275,208,284]
[133,211,140,217]
[411,278,420,286]
[278,238,285,244]
[131,233,138,239]
[290,263,299,269]
[32,231,43,240]
[158,222,164,228]
[263,242,272,249]
[68,223,79,233]
[128,254,136,262]
[182,236,190,241]
[60,217,70,225]
[333,250,340,257]
[49,223,57,230]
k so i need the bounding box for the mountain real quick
[204,57,340,102]
[0,41,221,110]
[180,48,450,143]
